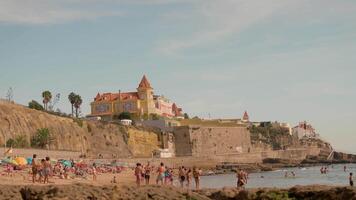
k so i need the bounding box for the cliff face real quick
[0,101,136,158]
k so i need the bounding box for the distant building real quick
[89,75,183,120]
[292,121,319,139]
[242,111,250,122]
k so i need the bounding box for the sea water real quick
[197,163,356,189]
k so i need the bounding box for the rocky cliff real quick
[0,101,153,158]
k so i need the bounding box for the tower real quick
[242,111,249,122]
[137,75,155,114]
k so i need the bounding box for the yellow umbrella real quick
[14,157,27,166]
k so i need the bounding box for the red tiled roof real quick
[243,111,249,121]
[138,75,152,89]
[94,92,138,102]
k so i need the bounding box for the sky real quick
[0,0,355,153]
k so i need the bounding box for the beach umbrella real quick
[15,157,27,166]
[50,159,58,164]
[1,158,16,165]
[27,158,33,165]
[61,160,72,167]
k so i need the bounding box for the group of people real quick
[134,162,202,189]
[31,154,52,184]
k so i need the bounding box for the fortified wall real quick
[173,126,251,157]
[126,128,159,158]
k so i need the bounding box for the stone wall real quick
[127,128,159,158]
[173,126,251,157]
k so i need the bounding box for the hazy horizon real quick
[0,0,355,153]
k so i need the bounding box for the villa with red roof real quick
[90,75,183,120]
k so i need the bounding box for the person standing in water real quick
[350,173,354,187]
[186,168,192,188]
[193,166,201,190]
[237,169,247,188]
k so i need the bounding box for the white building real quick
[292,121,319,139]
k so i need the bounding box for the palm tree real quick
[74,94,83,118]
[42,91,52,110]
[68,92,77,117]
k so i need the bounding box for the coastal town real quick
[1,0,356,199]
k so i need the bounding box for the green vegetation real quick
[31,128,53,149]
[249,124,291,150]
[28,100,44,111]
[114,112,132,120]
[68,92,77,117]
[6,135,29,148]
[73,94,83,118]
[183,113,189,119]
[42,90,52,111]
[73,118,83,127]
[149,113,160,120]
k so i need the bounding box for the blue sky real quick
[0,0,355,153]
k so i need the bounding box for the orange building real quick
[90,75,183,120]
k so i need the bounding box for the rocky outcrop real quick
[0,184,355,200]
[0,101,148,158]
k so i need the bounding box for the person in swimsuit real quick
[350,173,354,187]
[144,162,152,185]
[92,163,97,181]
[156,162,165,185]
[193,166,201,190]
[31,154,38,183]
[134,163,142,187]
[186,168,192,188]
[43,157,52,184]
[237,169,246,188]
[178,166,186,188]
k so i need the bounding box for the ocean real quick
[196,163,356,189]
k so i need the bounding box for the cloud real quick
[155,0,356,55]
[0,0,122,24]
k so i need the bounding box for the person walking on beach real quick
[31,154,38,183]
[344,165,347,172]
[178,166,186,188]
[134,163,143,187]
[350,173,354,187]
[193,166,201,190]
[144,161,152,185]
[156,162,165,185]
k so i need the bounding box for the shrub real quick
[73,118,83,127]
[28,100,44,111]
[31,128,52,148]
[114,112,132,120]
[6,135,29,148]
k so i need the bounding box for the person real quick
[186,168,192,188]
[31,154,38,183]
[344,166,347,172]
[111,176,117,184]
[144,162,152,185]
[285,171,289,178]
[178,166,186,188]
[237,169,247,188]
[38,159,45,183]
[193,166,201,190]
[156,162,165,185]
[134,163,143,187]
[350,173,354,187]
[43,157,51,184]
[291,171,296,177]
[92,163,97,181]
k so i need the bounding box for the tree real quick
[6,135,29,148]
[184,113,190,119]
[42,91,52,110]
[28,100,44,111]
[115,112,132,120]
[31,128,52,149]
[73,94,83,118]
[68,92,77,117]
